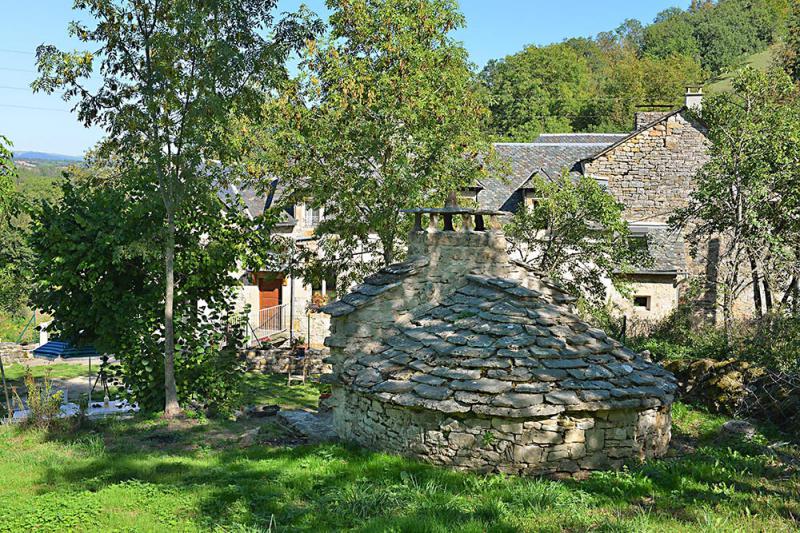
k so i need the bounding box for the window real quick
[633,295,651,310]
[304,204,323,226]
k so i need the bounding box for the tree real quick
[481,43,592,140]
[33,0,318,416]
[251,0,490,273]
[31,163,255,413]
[671,68,800,333]
[0,135,34,314]
[504,173,649,306]
[642,8,700,61]
[781,0,800,81]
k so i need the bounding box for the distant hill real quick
[13,151,83,162]
[705,46,779,95]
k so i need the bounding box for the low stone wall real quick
[332,388,671,478]
[242,348,331,375]
[0,342,31,364]
[665,358,799,430]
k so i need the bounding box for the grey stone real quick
[542,359,587,369]
[373,380,414,393]
[492,393,543,408]
[414,384,452,401]
[515,382,551,394]
[411,374,446,386]
[450,379,512,394]
[545,391,581,405]
[530,368,567,381]
[430,367,481,380]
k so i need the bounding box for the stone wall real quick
[585,111,709,224]
[243,347,330,375]
[333,388,671,478]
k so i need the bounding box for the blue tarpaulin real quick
[32,341,99,359]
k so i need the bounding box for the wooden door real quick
[258,276,282,309]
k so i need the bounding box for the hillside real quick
[705,46,779,94]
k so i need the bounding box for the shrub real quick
[12,368,63,429]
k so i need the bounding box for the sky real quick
[0,0,690,157]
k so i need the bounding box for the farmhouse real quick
[321,207,676,477]
[475,88,710,321]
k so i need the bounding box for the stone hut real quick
[321,207,676,478]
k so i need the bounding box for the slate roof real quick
[218,179,296,226]
[327,274,676,417]
[628,224,687,274]
[320,256,431,317]
[481,139,623,211]
[534,133,628,144]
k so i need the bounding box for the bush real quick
[12,368,63,429]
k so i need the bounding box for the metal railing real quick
[254,303,289,339]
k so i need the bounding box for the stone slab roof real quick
[480,141,620,211]
[327,274,676,417]
[320,256,430,317]
[628,224,686,274]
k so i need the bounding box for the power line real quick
[0,85,31,91]
[0,103,70,113]
[0,66,36,74]
[0,48,34,56]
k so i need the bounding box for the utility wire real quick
[0,48,34,55]
[0,103,70,113]
[0,66,36,74]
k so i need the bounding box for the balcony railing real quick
[253,303,289,340]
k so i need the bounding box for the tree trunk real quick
[747,252,763,319]
[163,210,181,418]
[763,277,773,313]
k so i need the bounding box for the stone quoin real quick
[321,207,676,478]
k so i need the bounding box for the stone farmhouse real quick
[321,206,676,477]
[472,88,711,322]
[223,181,334,349]
[229,88,727,348]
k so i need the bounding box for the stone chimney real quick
[405,207,515,283]
[684,85,703,111]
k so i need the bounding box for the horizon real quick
[1,0,690,156]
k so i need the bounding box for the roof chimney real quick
[685,86,703,111]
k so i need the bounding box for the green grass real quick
[0,394,797,532]
[3,362,93,383]
[240,372,326,411]
[705,47,778,95]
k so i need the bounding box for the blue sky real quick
[0,0,690,156]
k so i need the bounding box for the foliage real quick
[481,43,591,140]
[0,401,797,531]
[30,169,250,414]
[250,0,492,277]
[0,136,34,314]
[504,173,650,305]
[671,67,800,332]
[482,0,790,139]
[33,0,319,416]
[11,368,64,430]
[781,0,800,81]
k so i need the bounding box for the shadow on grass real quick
[27,411,799,531]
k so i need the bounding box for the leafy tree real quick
[33,0,318,416]
[781,0,800,81]
[504,174,649,305]
[671,68,800,333]
[0,136,34,314]
[482,43,591,140]
[643,8,700,60]
[251,0,490,272]
[31,165,253,413]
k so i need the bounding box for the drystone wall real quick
[333,388,671,478]
[243,348,330,375]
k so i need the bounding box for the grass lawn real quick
[0,373,798,532]
[3,362,94,383]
